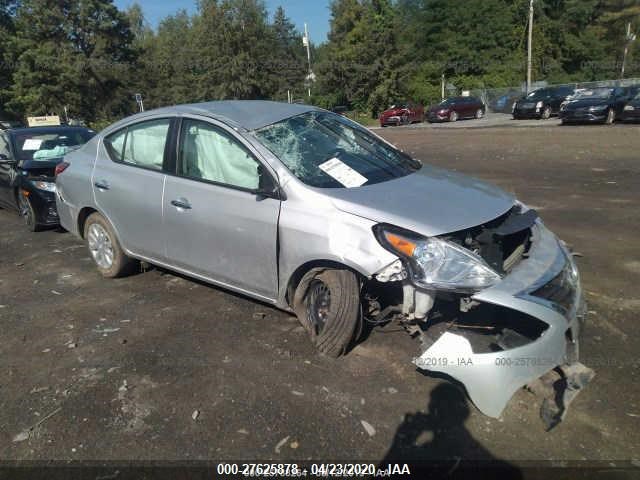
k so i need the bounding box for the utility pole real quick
[621,22,637,80]
[441,74,445,101]
[134,93,144,113]
[527,0,534,93]
[303,23,313,98]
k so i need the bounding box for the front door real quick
[163,118,280,300]
[0,132,17,208]
[93,118,171,260]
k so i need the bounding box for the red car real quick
[379,101,424,127]
[427,96,486,123]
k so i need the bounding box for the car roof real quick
[108,100,321,132]
[7,126,93,135]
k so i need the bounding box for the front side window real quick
[104,119,170,171]
[254,112,421,189]
[179,119,260,190]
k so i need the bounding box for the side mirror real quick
[255,165,282,200]
[0,153,15,164]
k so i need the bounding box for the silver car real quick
[55,101,588,420]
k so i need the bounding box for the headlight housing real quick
[589,105,607,112]
[536,101,544,109]
[32,181,57,192]
[374,225,502,293]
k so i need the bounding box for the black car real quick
[512,86,575,120]
[621,88,640,122]
[0,126,95,230]
[559,87,634,125]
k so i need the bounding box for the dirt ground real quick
[1,124,639,474]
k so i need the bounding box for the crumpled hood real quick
[326,165,515,237]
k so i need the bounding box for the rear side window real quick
[104,119,170,171]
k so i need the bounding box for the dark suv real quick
[513,86,575,120]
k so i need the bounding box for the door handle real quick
[94,180,110,190]
[171,198,192,210]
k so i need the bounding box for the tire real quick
[605,108,615,125]
[475,108,484,119]
[541,106,552,120]
[449,111,458,122]
[84,212,137,278]
[293,268,362,358]
[18,193,42,232]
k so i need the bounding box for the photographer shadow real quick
[379,383,522,479]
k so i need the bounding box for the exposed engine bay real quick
[368,209,593,429]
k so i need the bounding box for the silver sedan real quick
[55,101,588,420]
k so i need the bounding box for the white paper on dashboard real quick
[318,157,368,188]
[22,139,43,151]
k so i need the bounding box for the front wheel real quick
[18,193,42,232]
[541,106,552,120]
[449,111,458,122]
[84,212,137,278]
[605,108,615,125]
[293,268,362,358]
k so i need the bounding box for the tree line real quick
[1,0,638,128]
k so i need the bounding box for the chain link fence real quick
[470,78,640,114]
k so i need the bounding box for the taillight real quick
[55,162,70,176]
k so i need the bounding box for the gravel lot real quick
[1,124,639,474]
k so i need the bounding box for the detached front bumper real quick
[414,222,586,418]
[23,187,60,226]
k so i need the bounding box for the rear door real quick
[163,117,280,300]
[94,117,174,260]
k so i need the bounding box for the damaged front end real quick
[370,206,592,426]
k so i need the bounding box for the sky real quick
[113,0,332,44]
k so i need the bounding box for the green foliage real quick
[0,0,637,123]
[7,0,136,122]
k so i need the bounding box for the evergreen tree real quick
[8,0,137,123]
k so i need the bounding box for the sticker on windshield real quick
[22,139,43,151]
[319,158,368,188]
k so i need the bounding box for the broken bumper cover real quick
[414,222,586,418]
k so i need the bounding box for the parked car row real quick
[380,97,487,126]
[512,84,640,125]
[1,100,588,420]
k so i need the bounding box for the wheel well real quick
[285,260,365,308]
[77,207,98,239]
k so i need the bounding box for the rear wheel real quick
[84,212,137,278]
[18,193,42,232]
[605,108,615,125]
[475,108,484,119]
[293,268,362,358]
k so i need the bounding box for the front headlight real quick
[374,226,501,292]
[589,105,607,112]
[624,105,635,111]
[32,181,57,192]
[536,101,544,109]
